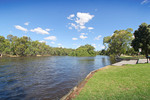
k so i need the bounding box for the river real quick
[0,55,111,100]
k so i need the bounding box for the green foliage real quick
[69,44,96,57]
[0,36,10,54]
[103,28,133,57]
[132,23,150,57]
[0,35,96,57]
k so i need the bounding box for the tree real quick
[0,35,96,57]
[103,28,133,57]
[132,23,150,62]
[69,44,96,57]
[0,36,6,54]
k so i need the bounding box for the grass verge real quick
[74,64,150,100]
[119,55,146,60]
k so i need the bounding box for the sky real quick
[0,0,150,50]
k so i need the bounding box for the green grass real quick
[74,64,150,100]
[119,55,146,60]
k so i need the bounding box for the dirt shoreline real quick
[60,65,110,100]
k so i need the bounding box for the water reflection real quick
[0,55,111,100]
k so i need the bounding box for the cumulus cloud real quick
[24,22,29,26]
[94,35,102,40]
[81,33,88,35]
[101,46,105,49]
[80,25,86,29]
[68,27,73,29]
[39,40,47,43]
[51,41,55,44]
[30,27,50,35]
[80,33,88,39]
[76,12,94,26]
[58,43,62,46]
[141,0,149,4]
[57,43,64,48]
[45,28,51,31]
[88,27,94,30]
[72,38,78,40]
[67,14,75,20]
[80,35,87,39]
[70,23,78,30]
[67,12,94,31]
[44,36,57,41]
[92,44,96,48]
[98,44,105,50]
[14,25,28,32]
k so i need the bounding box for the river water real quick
[0,55,111,100]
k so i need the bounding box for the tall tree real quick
[132,23,150,61]
[103,28,133,57]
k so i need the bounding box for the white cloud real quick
[92,44,96,48]
[141,0,149,4]
[101,46,105,49]
[39,40,47,43]
[88,27,94,30]
[57,43,64,48]
[30,27,50,35]
[51,41,55,44]
[68,27,73,29]
[94,35,102,40]
[72,38,78,40]
[67,14,75,20]
[14,25,28,32]
[58,43,62,46]
[24,22,29,26]
[70,23,78,30]
[76,12,94,26]
[98,44,105,50]
[81,33,88,35]
[80,33,88,39]
[80,35,87,39]
[67,12,94,31]
[45,28,51,31]
[44,36,57,41]
[80,25,86,29]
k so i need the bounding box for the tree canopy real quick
[0,35,96,57]
[103,28,133,57]
[132,23,150,58]
[69,44,96,57]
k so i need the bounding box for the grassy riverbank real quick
[74,64,150,100]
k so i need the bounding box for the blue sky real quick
[0,0,150,50]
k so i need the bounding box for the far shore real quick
[0,54,52,58]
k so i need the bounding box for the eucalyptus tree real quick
[132,23,150,62]
[103,28,133,57]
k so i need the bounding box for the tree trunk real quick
[145,48,148,63]
[0,53,2,57]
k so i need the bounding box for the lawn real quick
[119,55,146,60]
[74,64,150,100]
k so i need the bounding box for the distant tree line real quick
[0,34,96,57]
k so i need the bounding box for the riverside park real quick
[0,0,150,100]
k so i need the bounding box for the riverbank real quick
[61,62,150,100]
[0,54,52,58]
